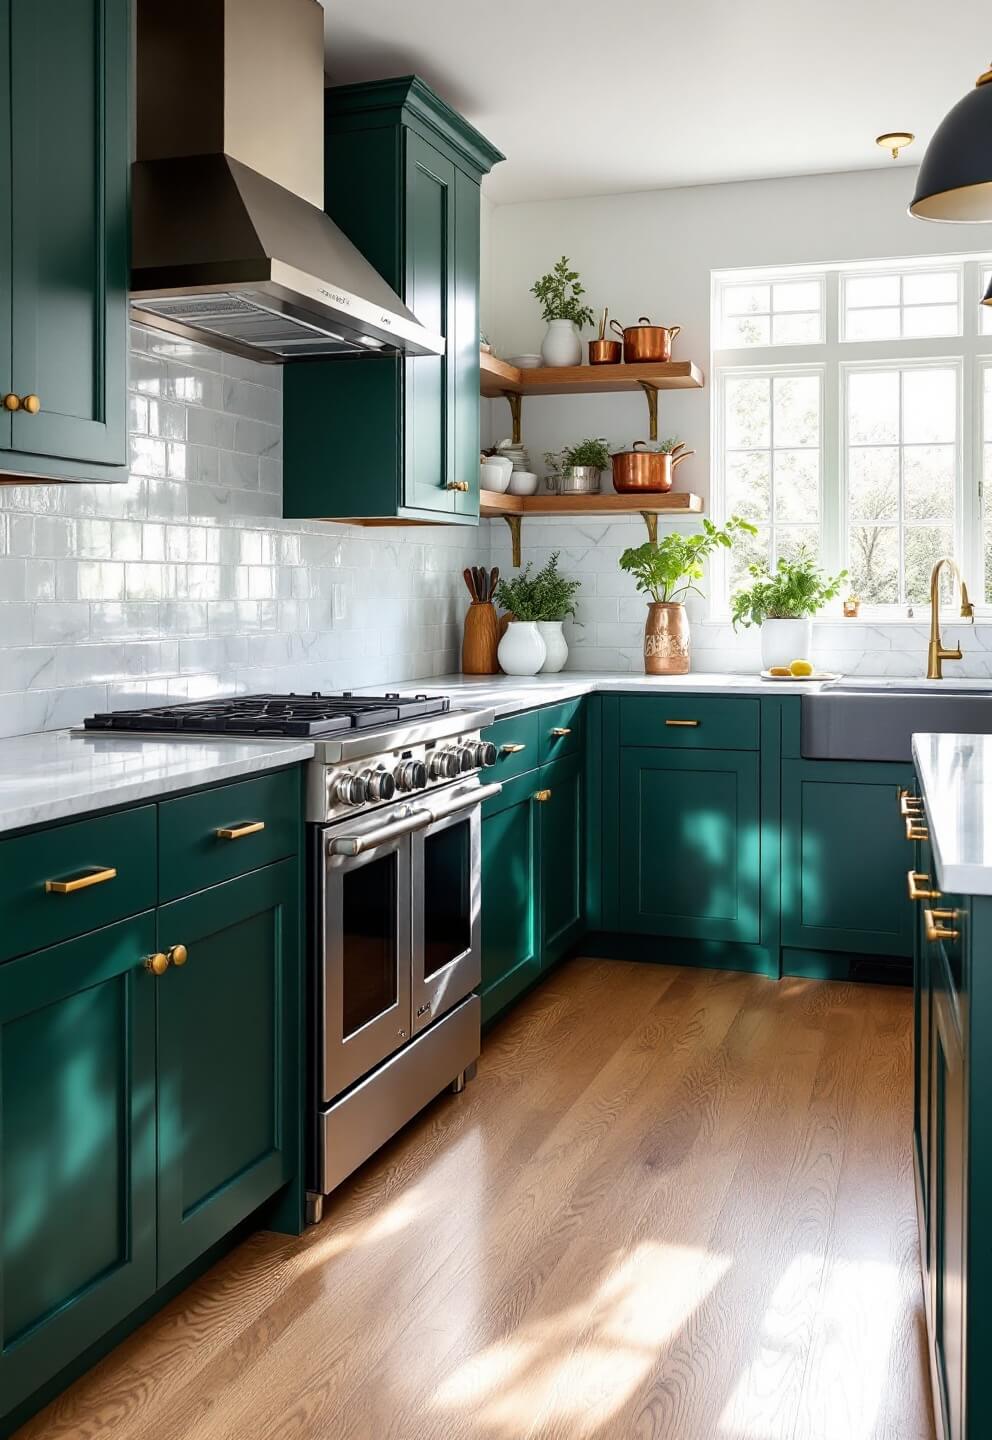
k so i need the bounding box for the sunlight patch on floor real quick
[718,1254,901,1440]
[301,1186,430,1269]
[433,1241,731,1437]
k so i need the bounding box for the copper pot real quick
[643,602,690,675]
[588,338,622,365]
[610,441,695,493]
[610,317,681,364]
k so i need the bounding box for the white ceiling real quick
[322,0,990,205]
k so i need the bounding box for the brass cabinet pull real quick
[45,864,118,895]
[534,789,552,802]
[168,943,188,967]
[3,392,40,414]
[899,793,924,818]
[500,743,527,755]
[924,907,960,943]
[907,870,940,903]
[665,719,699,728]
[446,481,469,491]
[2,393,18,411]
[216,820,265,840]
[144,951,170,976]
[905,817,929,842]
[550,727,572,736]
[21,394,40,414]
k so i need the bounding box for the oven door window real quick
[422,817,473,978]
[342,850,400,1036]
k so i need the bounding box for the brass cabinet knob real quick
[2,393,19,411]
[446,481,469,491]
[905,817,929,842]
[534,789,552,802]
[907,870,940,903]
[144,951,170,976]
[168,943,188,967]
[21,394,40,415]
[924,907,960,943]
[550,727,572,737]
[500,743,527,755]
[899,793,923,818]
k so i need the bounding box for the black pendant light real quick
[910,65,992,222]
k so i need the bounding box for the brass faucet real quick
[927,557,975,679]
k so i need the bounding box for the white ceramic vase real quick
[760,617,813,671]
[541,319,582,367]
[537,620,568,673]
[498,621,547,676]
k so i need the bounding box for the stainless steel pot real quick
[556,464,602,495]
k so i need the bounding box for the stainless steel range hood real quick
[130,0,444,363]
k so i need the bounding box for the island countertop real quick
[913,731,992,895]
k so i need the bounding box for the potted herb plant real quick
[730,552,847,671]
[493,564,546,675]
[532,552,581,672]
[544,437,610,495]
[531,256,595,367]
[619,517,757,675]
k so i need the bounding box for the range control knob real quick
[361,767,396,803]
[465,741,498,770]
[330,770,368,807]
[394,759,428,793]
[429,747,462,781]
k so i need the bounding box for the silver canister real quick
[556,465,602,495]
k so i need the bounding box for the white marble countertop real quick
[913,732,992,896]
[0,731,315,835]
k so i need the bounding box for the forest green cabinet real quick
[480,773,541,1024]
[0,914,157,1414]
[283,77,502,523]
[539,752,584,964]
[781,759,914,957]
[0,0,128,481]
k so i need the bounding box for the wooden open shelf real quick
[479,351,704,397]
[480,488,704,564]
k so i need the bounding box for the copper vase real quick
[643,602,690,675]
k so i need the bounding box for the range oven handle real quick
[426,781,503,823]
[327,807,433,857]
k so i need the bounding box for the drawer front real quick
[0,806,157,963]
[482,710,542,783]
[537,698,584,766]
[159,769,300,902]
[620,695,760,750]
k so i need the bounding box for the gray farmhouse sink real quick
[802,684,992,761]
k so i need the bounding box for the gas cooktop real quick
[82,692,451,739]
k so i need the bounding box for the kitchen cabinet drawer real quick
[158,769,300,902]
[482,710,542,785]
[0,805,157,963]
[538,698,584,766]
[620,696,760,751]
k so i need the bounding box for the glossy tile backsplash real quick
[0,326,487,739]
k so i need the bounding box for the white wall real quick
[483,166,992,675]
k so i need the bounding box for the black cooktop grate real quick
[82,692,451,739]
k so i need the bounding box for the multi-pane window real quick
[841,268,960,341]
[720,278,823,348]
[723,373,821,590]
[982,269,992,336]
[845,365,958,606]
[984,365,992,600]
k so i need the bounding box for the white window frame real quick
[719,274,826,349]
[840,265,963,343]
[711,254,992,618]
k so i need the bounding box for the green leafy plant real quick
[531,256,595,329]
[533,551,581,621]
[493,563,542,622]
[656,436,683,455]
[619,517,757,605]
[544,438,611,475]
[730,552,848,628]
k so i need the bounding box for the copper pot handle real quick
[610,319,626,340]
[638,315,652,325]
[632,441,649,452]
[670,449,696,468]
[668,325,681,342]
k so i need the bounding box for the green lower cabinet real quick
[930,972,966,1440]
[480,773,540,1024]
[781,759,914,957]
[155,862,299,1284]
[539,752,584,965]
[617,746,761,944]
[0,913,157,1414]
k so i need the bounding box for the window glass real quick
[842,269,961,342]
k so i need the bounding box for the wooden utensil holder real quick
[462,602,500,674]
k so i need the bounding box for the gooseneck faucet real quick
[927,557,975,679]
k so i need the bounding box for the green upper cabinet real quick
[781,759,914,957]
[0,0,129,480]
[0,914,157,1415]
[283,76,502,524]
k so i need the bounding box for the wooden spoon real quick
[463,567,478,601]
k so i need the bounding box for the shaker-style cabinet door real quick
[929,976,966,1440]
[6,0,128,470]
[538,752,584,967]
[155,863,300,1283]
[480,774,541,1023]
[0,914,157,1415]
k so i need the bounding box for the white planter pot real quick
[541,319,582,367]
[537,620,568,673]
[760,617,813,671]
[498,621,547,676]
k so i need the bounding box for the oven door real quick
[320,806,426,1101]
[411,781,500,1036]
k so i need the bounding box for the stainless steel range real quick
[84,691,500,1222]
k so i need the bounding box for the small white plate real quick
[760,669,839,683]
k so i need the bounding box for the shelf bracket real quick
[503,513,522,568]
[502,390,523,446]
[637,381,660,442]
[640,511,658,546]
